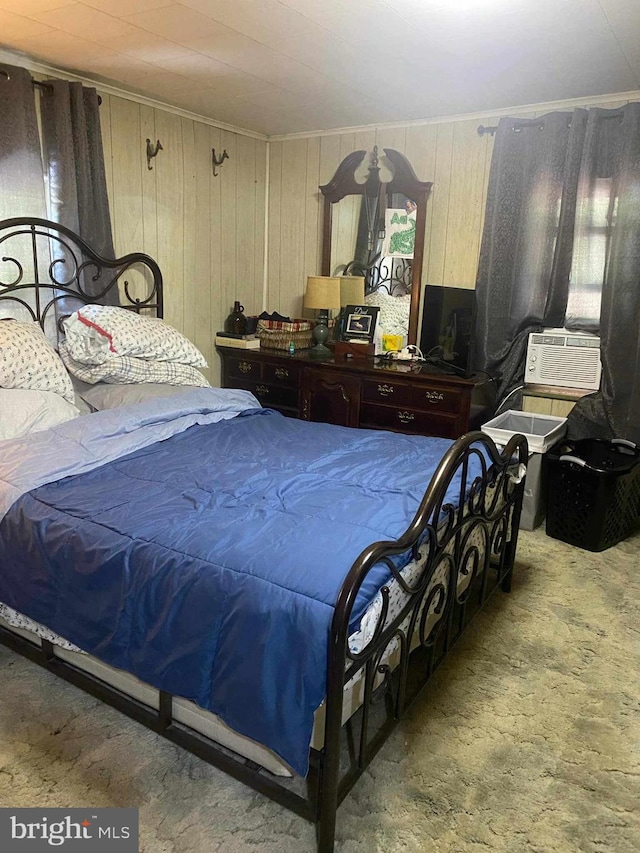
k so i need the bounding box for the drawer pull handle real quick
[255,385,269,396]
[238,361,252,374]
[425,390,444,404]
[377,383,394,397]
[398,410,415,424]
[275,368,289,380]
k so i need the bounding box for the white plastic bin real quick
[481,410,567,453]
[481,410,568,530]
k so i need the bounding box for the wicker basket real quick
[257,319,314,351]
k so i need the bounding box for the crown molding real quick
[2,46,636,144]
[0,47,268,142]
[267,90,640,142]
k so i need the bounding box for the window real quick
[566,176,615,329]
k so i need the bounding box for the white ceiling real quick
[1,0,639,136]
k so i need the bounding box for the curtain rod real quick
[478,110,625,137]
[478,117,545,136]
[0,68,101,104]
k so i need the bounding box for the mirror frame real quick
[319,148,432,345]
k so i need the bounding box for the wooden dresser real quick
[218,347,495,440]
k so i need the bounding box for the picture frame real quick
[342,304,379,343]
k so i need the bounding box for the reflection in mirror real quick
[320,147,431,345]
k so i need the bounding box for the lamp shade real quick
[339,276,365,307]
[304,276,341,310]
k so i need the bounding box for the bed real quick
[0,218,528,852]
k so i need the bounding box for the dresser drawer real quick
[234,380,299,410]
[263,361,301,386]
[360,403,459,438]
[410,383,463,414]
[226,356,261,381]
[220,348,485,439]
[362,378,413,406]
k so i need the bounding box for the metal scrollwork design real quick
[417,575,449,648]
[0,255,23,288]
[122,278,158,310]
[0,219,163,334]
[490,515,510,562]
[364,256,413,297]
[369,662,393,704]
[324,429,528,790]
[435,502,457,546]
[48,257,72,286]
[455,518,490,604]
[467,474,487,517]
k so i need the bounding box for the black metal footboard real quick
[317,429,528,851]
[0,430,527,853]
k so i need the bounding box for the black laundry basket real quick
[546,438,640,552]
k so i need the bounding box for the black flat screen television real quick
[419,285,476,374]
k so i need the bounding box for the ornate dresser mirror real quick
[319,147,432,345]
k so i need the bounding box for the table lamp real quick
[304,276,341,357]
[335,276,365,340]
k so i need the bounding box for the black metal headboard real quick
[0,218,163,329]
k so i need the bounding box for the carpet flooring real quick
[0,525,638,852]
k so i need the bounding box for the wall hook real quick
[212,148,229,177]
[146,138,163,170]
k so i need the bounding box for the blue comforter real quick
[0,390,462,775]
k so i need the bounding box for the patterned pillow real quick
[365,292,411,337]
[63,306,207,368]
[0,320,75,402]
[59,343,209,388]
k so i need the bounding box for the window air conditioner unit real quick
[525,330,601,390]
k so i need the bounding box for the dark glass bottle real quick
[225,301,247,335]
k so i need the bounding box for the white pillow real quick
[78,383,192,412]
[63,306,207,368]
[0,389,80,441]
[59,343,209,388]
[0,320,75,402]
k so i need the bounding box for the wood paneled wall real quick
[266,119,495,319]
[99,92,267,385]
[97,88,631,389]
[522,395,577,418]
[265,98,636,417]
[266,96,631,321]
